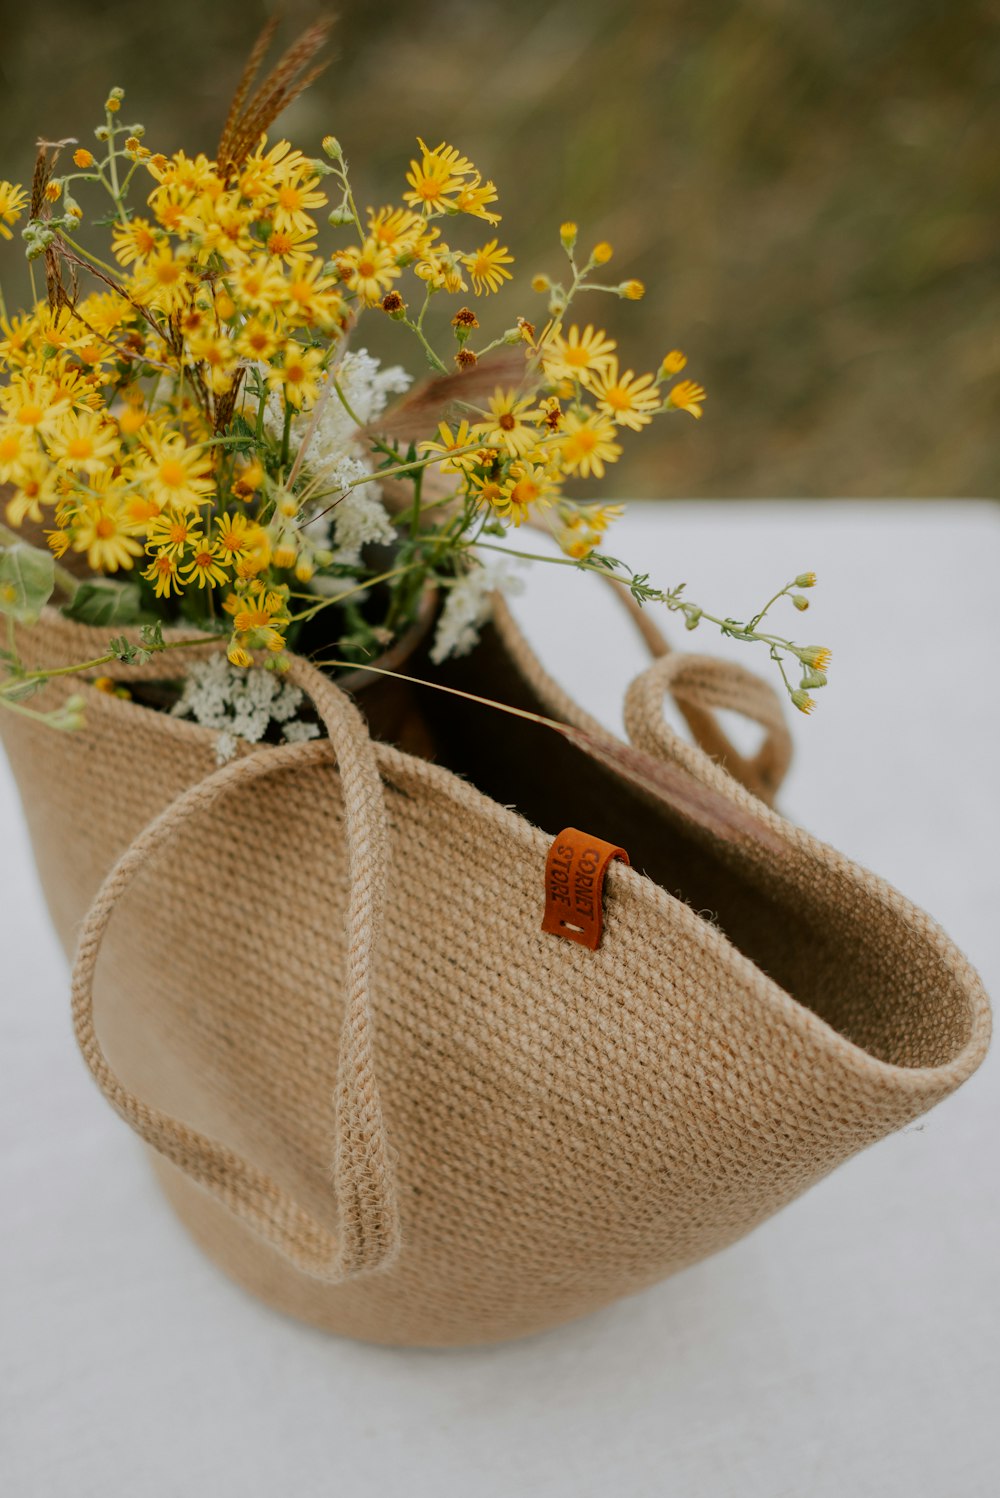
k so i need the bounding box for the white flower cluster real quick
[430,558,525,664]
[171,654,320,765]
[265,348,410,566]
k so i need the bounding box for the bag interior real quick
[351,621,977,1073]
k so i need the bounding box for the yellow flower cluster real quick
[0,94,708,667]
[415,323,703,545]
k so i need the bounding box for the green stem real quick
[2,632,221,691]
[105,115,129,228]
[291,563,422,624]
[469,541,806,664]
[56,230,122,280]
[280,401,293,471]
[401,301,448,373]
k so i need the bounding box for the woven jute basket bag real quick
[1,596,990,1346]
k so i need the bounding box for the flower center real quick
[159,459,186,488]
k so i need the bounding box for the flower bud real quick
[618,279,645,300]
[94,126,110,142]
[800,668,828,690]
[799,645,832,671]
[792,594,809,611]
[72,148,95,169]
[559,221,578,251]
[659,349,687,377]
[685,608,702,631]
[322,135,343,160]
[531,274,551,293]
[795,571,817,588]
[327,204,355,227]
[592,241,613,264]
[790,689,816,715]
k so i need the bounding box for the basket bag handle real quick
[602,580,791,805]
[71,660,400,1283]
[623,647,793,801]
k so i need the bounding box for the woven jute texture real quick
[1,602,990,1346]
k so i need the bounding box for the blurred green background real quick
[2,0,997,497]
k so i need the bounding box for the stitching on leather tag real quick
[541,828,630,951]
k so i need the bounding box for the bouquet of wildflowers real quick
[0,21,829,755]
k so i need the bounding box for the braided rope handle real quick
[601,581,792,805]
[623,650,793,805]
[71,660,400,1283]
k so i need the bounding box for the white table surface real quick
[2,501,997,1498]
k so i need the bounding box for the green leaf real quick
[0,543,56,626]
[63,581,143,627]
[138,619,165,652]
[1,677,45,703]
[107,634,149,665]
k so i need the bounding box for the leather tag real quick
[541,828,630,950]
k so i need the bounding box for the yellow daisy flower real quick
[452,175,500,225]
[589,358,662,431]
[464,240,514,295]
[270,169,327,236]
[110,217,160,266]
[417,419,479,473]
[180,540,230,590]
[366,205,426,253]
[335,238,401,306]
[403,139,468,214]
[265,224,318,265]
[503,460,555,525]
[74,501,144,572]
[473,389,543,458]
[135,247,195,314]
[0,181,28,240]
[141,548,182,597]
[0,374,64,436]
[215,511,253,562]
[559,409,622,478]
[4,458,62,526]
[136,436,215,511]
[665,379,707,419]
[542,324,617,385]
[235,318,280,362]
[145,509,203,557]
[47,411,120,474]
[233,259,288,312]
[283,258,343,330]
[469,472,515,514]
[0,312,36,367]
[269,343,325,409]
